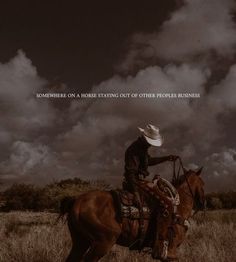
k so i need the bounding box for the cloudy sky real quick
[0,0,236,191]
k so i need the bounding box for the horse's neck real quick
[176,183,194,219]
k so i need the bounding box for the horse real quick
[60,167,205,262]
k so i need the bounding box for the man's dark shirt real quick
[124,137,168,192]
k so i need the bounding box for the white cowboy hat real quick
[138,124,163,147]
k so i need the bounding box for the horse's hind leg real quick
[84,237,117,262]
[66,219,90,262]
[66,237,89,262]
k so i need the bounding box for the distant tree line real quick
[0,179,235,211]
[206,191,236,210]
[0,178,109,212]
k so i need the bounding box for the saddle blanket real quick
[110,189,152,220]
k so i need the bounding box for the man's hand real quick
[168,155,179,161]
[140,170,149,177]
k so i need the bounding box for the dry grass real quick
[0,210,235,262]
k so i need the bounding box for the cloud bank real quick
[1,1,236,191]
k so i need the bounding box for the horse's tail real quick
[56,196,76,223]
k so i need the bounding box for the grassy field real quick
[0,210,235,262]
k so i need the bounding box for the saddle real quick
[111,177,179,222]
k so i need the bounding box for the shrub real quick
[3,184,44,211]
[207,197,222,209]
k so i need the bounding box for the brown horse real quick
[60,167,205,262]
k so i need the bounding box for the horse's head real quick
[183,167,205,211]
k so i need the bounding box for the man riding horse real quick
[61,123,205,261]
[123,124,178,248]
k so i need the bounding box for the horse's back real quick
[73,190,114,214]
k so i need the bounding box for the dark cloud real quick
[117,0,236,72]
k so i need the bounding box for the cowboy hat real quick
[138,124,163,147]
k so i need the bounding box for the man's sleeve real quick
[148,155,169,166]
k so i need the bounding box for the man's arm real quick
[148,155,178,166]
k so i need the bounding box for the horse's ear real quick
[196,167,203,176]
[183,167,188,173]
